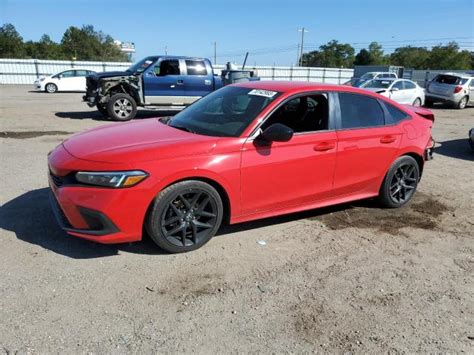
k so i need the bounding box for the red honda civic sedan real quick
[48,81,435,253]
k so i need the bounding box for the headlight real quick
[75,170,148,188]
[39,77,46,82]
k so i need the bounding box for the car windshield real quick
[127,56,158,73]
[360,73,376,80]
[169,86,281,137]
[363,79,393,89]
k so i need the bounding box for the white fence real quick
[0,58,354,85]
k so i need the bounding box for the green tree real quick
[301,40,355,68]
[61,25,127,61]
[367,42,388,65]
[390,46,430,69]
[24,35,65,59]
[0,23,25,58]
[427,42,471,70]
[354,49,371,65]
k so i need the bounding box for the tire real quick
[379,156,420,208]
[107,93,137,121]
[45,83,57,93]
[456,96,468,110]
[412,98,422,107]
[97,104,109,117]
[146,180,224,253]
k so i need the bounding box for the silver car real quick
[425,73,474,109]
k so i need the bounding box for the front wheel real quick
[107,93,137,121]
[379,156,420,208]
[45,83,57,93]
[146,180,224,253]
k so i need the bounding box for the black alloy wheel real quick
[379,156,420,208]
[146,180,223,253]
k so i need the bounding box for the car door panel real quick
[333,92,402,197]
[334,127,402,196]
[143,59,185,105]
[240,132,337,215]
[183,59,213,101]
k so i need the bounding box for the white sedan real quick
[33,69,96,93]
[361,78,425,106]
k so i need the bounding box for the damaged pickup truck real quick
[84,55,257,121]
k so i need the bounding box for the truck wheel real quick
[107,93,137,121]
[97,104,109,117]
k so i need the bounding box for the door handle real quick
[313,142,335,151]
[176,80,184,85]
[380,135,396,144]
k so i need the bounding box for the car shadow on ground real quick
[435,139,473,161]
[0,188,358,259]
[55,110,178,121]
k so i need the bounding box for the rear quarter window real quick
[383,102,410,124]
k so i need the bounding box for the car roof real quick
[233,80,377,94]
[437,72,473,78]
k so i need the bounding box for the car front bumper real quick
[47,145,151,244]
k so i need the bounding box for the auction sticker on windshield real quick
[248,89,278,98]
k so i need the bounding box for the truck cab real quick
[84,56,225,121]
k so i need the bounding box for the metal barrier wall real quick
[0,58,354,85]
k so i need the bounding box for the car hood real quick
[88,71,133,79]
[363,88,388,94]
[63,119,217,164]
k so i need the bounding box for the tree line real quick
[0,23,129,62]
[301,40,473,70]
[1,23,473,69]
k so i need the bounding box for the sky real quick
[2,0,473,66]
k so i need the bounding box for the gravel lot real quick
[0,85,473,353]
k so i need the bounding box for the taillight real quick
[453,86,462,94]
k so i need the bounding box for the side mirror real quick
[260,123,294,143]
[390,87,399,92]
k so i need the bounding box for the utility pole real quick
[298,27,308,66]
[213,41,217,65]
[165,46,168,55]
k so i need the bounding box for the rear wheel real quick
[457,96,468,109]
[146,180,223,253]
[379,156,420,208]
[412,98,422,107]
[107,93,137,121]
[45,83,57,93]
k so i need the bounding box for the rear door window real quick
[403,81,416,89]
[75,70,89,77]
[338,93,385,129]
[185,60,208,75]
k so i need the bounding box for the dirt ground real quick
[0,85,473,353]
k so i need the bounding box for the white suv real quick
[425,73,474,109]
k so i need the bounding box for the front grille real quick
[50,171,64,187]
